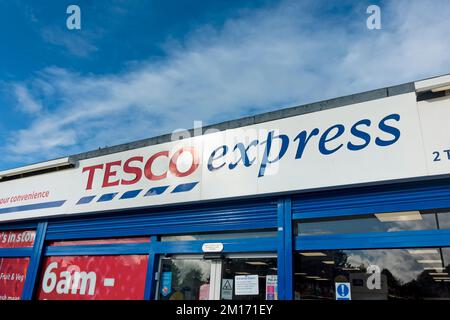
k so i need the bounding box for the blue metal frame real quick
[0,222,37,231]
[276,199,285,300]
[22,222,47,300]
[0,248,32,257]
[152,237,277,254]
[283,198,293,300]
[44,242,151,256]
[143,236,158,300]
[292,178,450,220]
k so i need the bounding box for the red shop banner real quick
[0,230,35,248]
[37,255,148,300]
[0,257,30,300]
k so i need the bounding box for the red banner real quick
[0,257,30,300]
[37,255,148,300]
[0,230,35,248]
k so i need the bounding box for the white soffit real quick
[0,157,74,179]
[415,74,450,93]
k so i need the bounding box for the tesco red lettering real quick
[82,147,199,190]
[122,156,144,185]
[82,164,104,190]
[144,151,169,181]
[169,147,199,177]
[102,161,122,188]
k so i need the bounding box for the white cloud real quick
[4,0,450,165]
[41,27,98,58]
[13,84,42,114]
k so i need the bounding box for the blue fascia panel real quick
[152,237,277,254]
[44,243,152,256]
[0,248,33,257]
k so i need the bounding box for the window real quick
[0,257,30,300]
[37,237,150,300]
[37,254,148,300]
[294,247,450,300]
[296,210,450,236]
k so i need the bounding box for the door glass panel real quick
[158,258,211,300]
[220,257,277,300]
[294,247,450,300]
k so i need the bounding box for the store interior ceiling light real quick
[295,273,307,275]
[424,267,446,271]
[315,278,329,281]
[433,277,450,280]
[408,249,439,255]
[429,273,448,276]
[300,252,326,257]
[375,211,422,222]
[235,272,250,275]
[417,260,442,264]
[245,261,268,266]
[305,276,321,279]
[322,261,335,265]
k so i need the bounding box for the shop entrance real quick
[156,254,277,300]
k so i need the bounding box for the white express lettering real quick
[42,262,96,296]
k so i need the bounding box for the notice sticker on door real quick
[335,282,351,300]
[221,279,233,300]
[265,275,278,300]
[161,272,172,297]
[235,275,259,295]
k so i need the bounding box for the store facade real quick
[1,74,450,300]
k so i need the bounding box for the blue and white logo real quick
[335,282,351,300]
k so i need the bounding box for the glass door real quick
[157,255,213,300]
[219,254,278,300]
[156,253,278,300]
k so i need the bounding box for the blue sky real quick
[0,0,449,170]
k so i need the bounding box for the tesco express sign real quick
[81,113,400,190]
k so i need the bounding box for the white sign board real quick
[235,275,259,295]
[0,92,449,222]
[201,243,224,253]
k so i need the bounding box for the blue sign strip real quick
[74,181,200,206]
[172,182,199,193]
[120,189,142,199]
[97,193,118,202]
[76,195,96,205]
[0,200,66,214]
[145,186,169,196]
